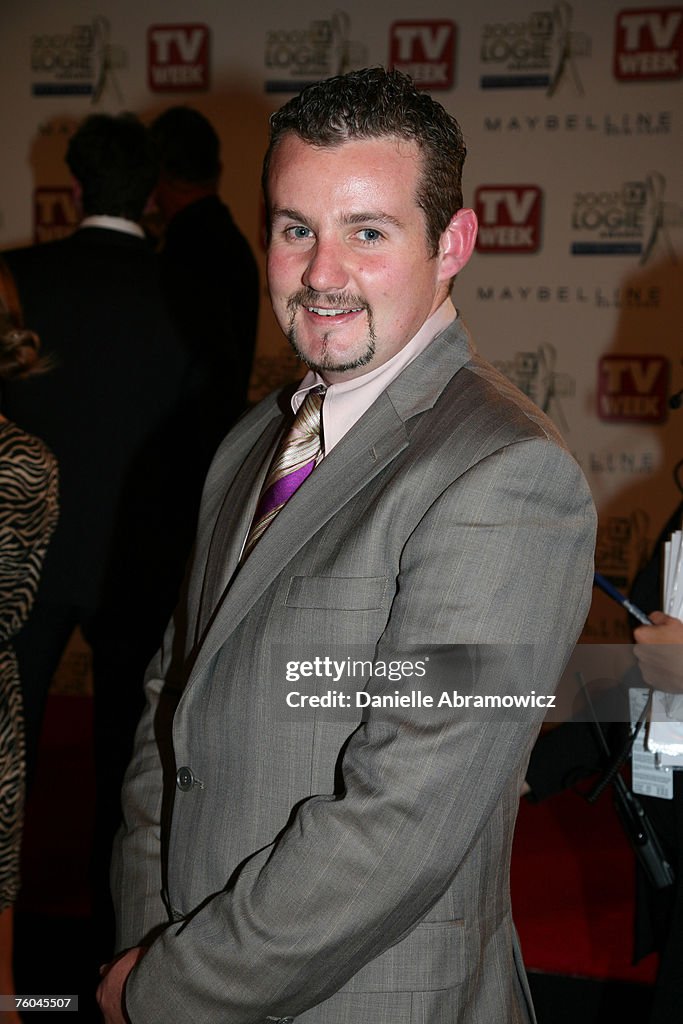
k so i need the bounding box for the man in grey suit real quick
[99,68,596,1023]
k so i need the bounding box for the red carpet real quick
[19,695,94,917]
[20,695,659,985]
[512,787,658,983]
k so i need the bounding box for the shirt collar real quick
[79,215,145,239]
[292,297,457,454]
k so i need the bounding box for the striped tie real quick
[242,387,325,559]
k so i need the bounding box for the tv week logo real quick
[389,21,456,89]
[148,24,210,91]
[614,7,683,80]
[474,186,543,254]
[598,356,670,422]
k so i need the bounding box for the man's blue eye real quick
[359,229,381,242]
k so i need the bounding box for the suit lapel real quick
[186,318,475,685]
[194,413,282,639]
[186,393,408,685]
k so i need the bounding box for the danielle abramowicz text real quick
[285,690,556,709]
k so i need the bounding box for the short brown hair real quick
[262,67,467,254]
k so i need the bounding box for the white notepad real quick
[647,522,683,760]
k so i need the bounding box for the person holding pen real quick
[634,612,683,693]
[525,504,683,1024]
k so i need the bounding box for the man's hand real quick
[96,946,146,1024]
[633,611,683,692]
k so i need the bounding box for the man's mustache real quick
[286,289,369,313]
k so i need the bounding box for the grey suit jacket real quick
[112,317,596,1024]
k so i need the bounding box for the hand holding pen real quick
[593,572,652,626]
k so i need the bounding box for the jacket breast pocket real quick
[284,575,389,611]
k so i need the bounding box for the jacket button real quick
[176,766,194,791]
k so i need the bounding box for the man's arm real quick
[119,436,595,1023]
[110,612,183,951]
[99,635,175,1024]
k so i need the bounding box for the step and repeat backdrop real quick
[1,1,682,647]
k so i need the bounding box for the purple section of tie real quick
[257,459,316,518]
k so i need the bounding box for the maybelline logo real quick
[493,344,574,432]
[590,456,656,476]
[148,24,210,91]
[475,185,543,254]
[482,110,672,135]
[388,21,456,89]
[31,16,125,102]
[34,187,78,244]
[570,173,682,262]
[614,7,683,81]
[264,10,366,92]
[476,284,661,308]
[598,355,670,422]
[479,1,590,95]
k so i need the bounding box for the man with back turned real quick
[149,105,259,461]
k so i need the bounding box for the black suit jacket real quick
[2,226,194,625]
[159,195,260,462]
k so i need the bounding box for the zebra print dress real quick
[0,419,58,910]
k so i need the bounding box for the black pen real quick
[593,573,652,626]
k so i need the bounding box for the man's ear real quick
[70,176,84,220]
[436,208,478,282]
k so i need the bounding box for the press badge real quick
[630,688,674,800]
